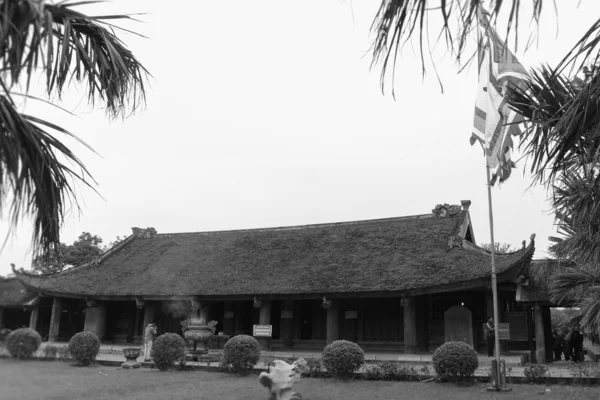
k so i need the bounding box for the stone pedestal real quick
[84,303,107,341]
[326,302,339,344]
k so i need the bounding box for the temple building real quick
[0,278,39,332]
[8,200,549,357]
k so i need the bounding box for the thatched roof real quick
[0,277,38,307]
[517,258,574,304]
[14,206,535,300]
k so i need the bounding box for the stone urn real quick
[183,318,213,354]
[121,348,141,369]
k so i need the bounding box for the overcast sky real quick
[1,0,599,276]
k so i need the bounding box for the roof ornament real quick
[131,227,158,239]
[447,235,463,251]
[432,204,462,218]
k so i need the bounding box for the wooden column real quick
[258,300,271,349]
[416,296,429,352]
[234,302,244,333]
[325,301,339,344]
[357,299,365,342]
[0,307,4,330]
[485,291,494,320]
[542,305,553,364]
[526,305,536,363]
[29,303,39,331]
[402,296,417,354]
[84,302,107,341]
[223,302,235,335]
[48,297,62,342]
[534,303,546,364]
[142,302,155,330]
[281,300,294,348]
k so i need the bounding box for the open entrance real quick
[295,300,325,341]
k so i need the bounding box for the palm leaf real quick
[0,0,149,118]
[0,93,97,260]
[369,0,546,93]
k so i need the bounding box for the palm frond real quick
[505,65,600,185]
[577,291,600,333]
[0,0,149,118]
[544,168,600,264]
[549,265,600,305]
[369,0,546,93]
[0,93,96,260]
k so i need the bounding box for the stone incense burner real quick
[182,317,214,354]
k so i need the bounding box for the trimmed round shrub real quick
[432,341,479,383]
[151,333,186,371]
[221,334,261,374]
[6,328,42,359]
[68,331,100,366]
[322,340,365,379]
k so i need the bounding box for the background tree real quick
[31,232,104,274]
[479,242,515,254]
[0,1,148,261]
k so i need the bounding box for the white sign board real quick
[253,325,272,338]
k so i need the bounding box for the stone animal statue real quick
[259,358,308,400]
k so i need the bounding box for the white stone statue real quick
[259,358,308,400]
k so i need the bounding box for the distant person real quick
[569,328,584,362]
[562,328,572,361]
[552,330,565,361]
[144,323,157,362]
[485,317,495,357]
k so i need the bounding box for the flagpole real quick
[486,165,502,391]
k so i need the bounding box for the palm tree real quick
[0,1,148,260]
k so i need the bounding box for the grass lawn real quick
[0,359,599,400]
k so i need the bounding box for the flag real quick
[471,8,528,185]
